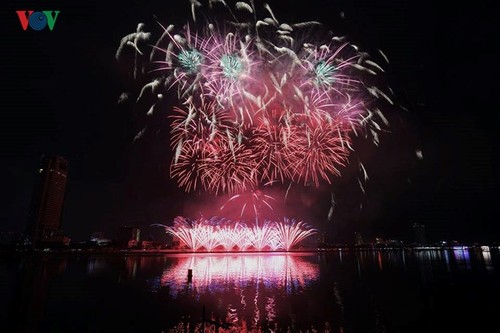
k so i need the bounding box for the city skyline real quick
[1,0,498,244]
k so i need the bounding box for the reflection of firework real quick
[117,0,393,195]
[160,253,319,297]
[154,216,316,252]
[159,253,321,331]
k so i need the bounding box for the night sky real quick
[1,0,498,243]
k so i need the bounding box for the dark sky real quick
[1,0,498,243]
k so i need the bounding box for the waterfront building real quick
[26,155,69,247]
[354,232,364,246]
[119,226,141,247]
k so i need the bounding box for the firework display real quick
[117,0,393,250]
[154,216,316,251]
[117,0,391,195]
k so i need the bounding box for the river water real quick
[1,249,498,332]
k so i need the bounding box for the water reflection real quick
[6,256,68,332]
[159,253,318,295]
[157,253,320,332]
[157,249,498,333]
[453,246,471,269]
[0,250,498,333]
[482,251,494,271]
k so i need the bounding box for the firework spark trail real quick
[117,0,393,196]
[274,219,317,251]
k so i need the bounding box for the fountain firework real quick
[154,216,316,252]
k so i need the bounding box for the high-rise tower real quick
[26,155,69,246]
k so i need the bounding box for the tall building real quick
[354,232,364,246]
[26,155,69,246]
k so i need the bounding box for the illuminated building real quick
[26,155,69,246]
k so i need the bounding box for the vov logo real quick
[16,11,61,31]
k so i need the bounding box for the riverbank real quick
[1,244,499,256]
